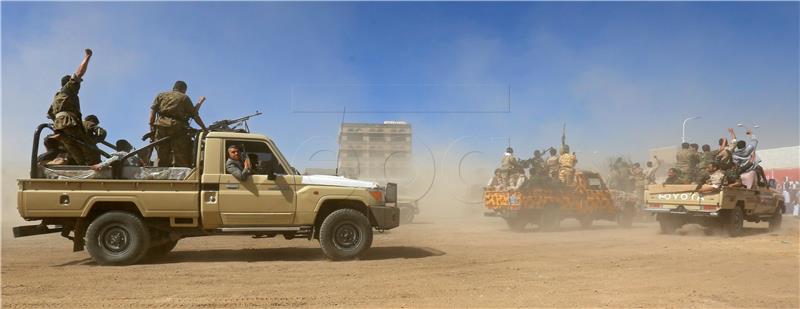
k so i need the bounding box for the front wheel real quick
[768,207,782,232]
[85,211,151,266]
[319,209,373,261]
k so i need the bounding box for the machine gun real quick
[207,111,262,132]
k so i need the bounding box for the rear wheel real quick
[618,204,635,228]
[723,206,745,237]
[768,206,782,232]
[319,209,373,261]
[657,214,681,234]
[540,206,561,231]
[85,211,151,266]
[504,217,527,232]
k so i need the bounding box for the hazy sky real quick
[2,1,799,176]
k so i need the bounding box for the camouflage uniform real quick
[695,151,714,183]
[546,155,559,179]
[47,74,93,165]
[151,91,198,167]
[82,120,107,165]
[675,149,692,184]
[557,153,577,185]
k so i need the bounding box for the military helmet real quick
[506,147,513,154]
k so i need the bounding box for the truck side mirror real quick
[267,172,276,181]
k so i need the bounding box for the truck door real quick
[217,139,296,226]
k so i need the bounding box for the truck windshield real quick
[267,140,299,175]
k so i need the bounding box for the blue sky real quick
[2,1,799,176]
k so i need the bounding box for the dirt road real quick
[2,213,798,308]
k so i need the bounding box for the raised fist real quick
[85,49,93,57]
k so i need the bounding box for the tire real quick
[504,217,527,232]
[319,208,373,261]
[539,206,561,231]
[579,216,593,229]
[657,214,681,234]
[399,207,415,224]
[85,211,151,266]
[618,205,635,228]
[723,206,745,237]
[146,239,179,259]
[768,207,782,232]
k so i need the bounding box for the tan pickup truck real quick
[15,127,399,265]
[644,184,784,236]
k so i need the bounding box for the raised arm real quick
[75,49,92,78]
[727,127,737,142]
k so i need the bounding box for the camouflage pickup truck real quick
[644,184,784,236]
[484,171,636,231]
[15,126,399,265]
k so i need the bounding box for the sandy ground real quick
[2,211,799,308]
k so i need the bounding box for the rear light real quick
[702,205,718,211]
[649,204,662,208]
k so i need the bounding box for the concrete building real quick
[338,121,412,181]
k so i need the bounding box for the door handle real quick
[225,184,239,189]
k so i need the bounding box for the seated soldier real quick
[486,169,504,191]
[508,170,526,192]
[90,139,143,171]
[663,168,683,185]
[225,144,252,181]
[697,162,726,193]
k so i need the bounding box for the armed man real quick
[499,147,518,184]
[83,114,107,164]
[47,48,94,165]
[557,145,577,185]
[675,142,692,184]
[546,148,559,180]
[149,81,207,167]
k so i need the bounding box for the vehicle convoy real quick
[15,124,399,265]
[484,171,636,231]
[644,184,784,236]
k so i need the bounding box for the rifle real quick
[208,111,262,132]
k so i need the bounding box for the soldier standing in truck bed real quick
[546,148,559,180]
[47,48,94,165]
[675,143,692,184]
[149,81,208,167]
[557,145,577,185]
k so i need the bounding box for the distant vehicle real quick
[397,198,420,224]
[484,171,636,231]
[15,125,399,265]
[644,183,784,236]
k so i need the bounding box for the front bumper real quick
[370,205,400,230]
